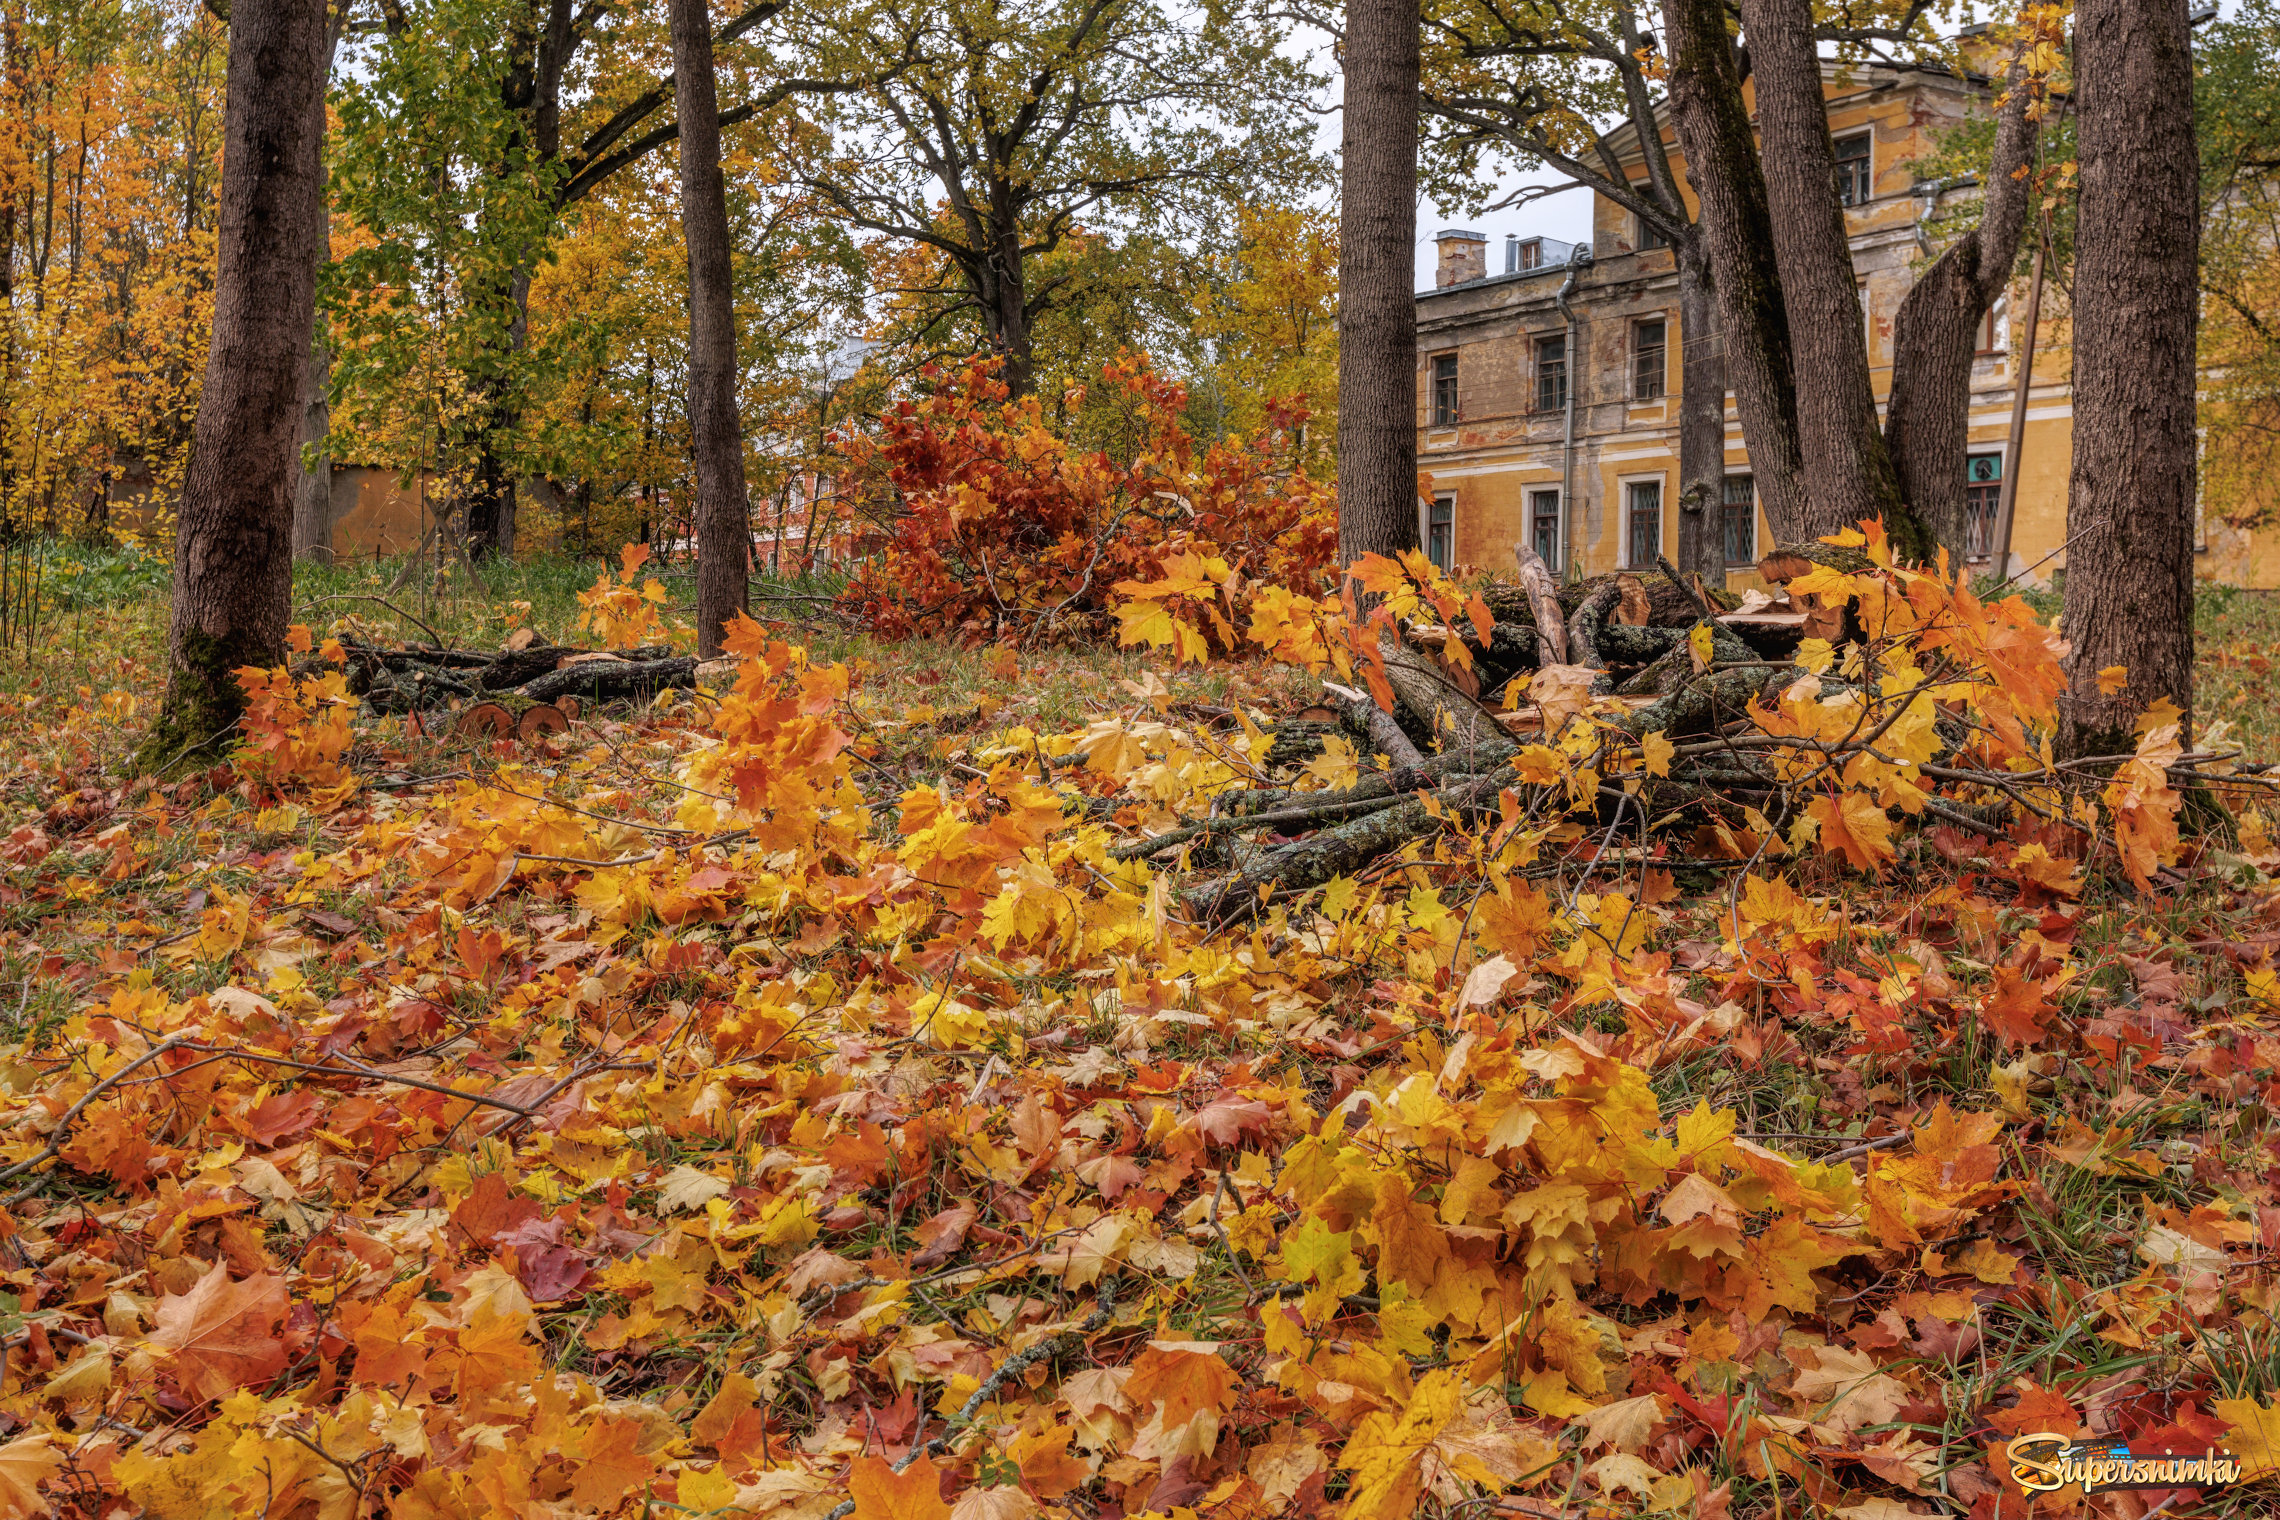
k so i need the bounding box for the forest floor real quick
[0,553,2274,1518]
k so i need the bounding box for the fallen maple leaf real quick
[848,1453,952,1520]
[0,1433,59,1519]
[149,1263,288,1403]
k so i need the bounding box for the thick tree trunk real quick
[671,0,751,657]
[1659,0,1808,546]
[1335,0,1421,564]
[291,331,332,561]
[2059,0,2199,758]
[1883,55,2035,568]
[1673,239,1728,584]
[142,0,329,766]
[1734,0,1915,554]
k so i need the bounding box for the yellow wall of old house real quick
[1423,61,2280,589]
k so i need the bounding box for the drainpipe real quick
[1910,175,1972,255]
[1552,241,1593,579]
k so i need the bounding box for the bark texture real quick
[2059,0,2199,757]
[1336,0,1421,564]
[1673,240,1728,583]
[289,3,345,565]
[1659,0,1808,545]
[671,0,751,658]
[1882,53,2036,566]
[291,331,333,561]
[144,0,330,766]
[1733,0,1911,551]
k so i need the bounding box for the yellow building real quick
[1415,58,2280,589]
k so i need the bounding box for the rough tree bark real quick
[2059,0,2199,757]
[1733,0,1914,553]
[141,0,330,767]
[1336,0,1421,564]
[1659,0,1809,546]
[1882,51,2036,566]
[1673,237,1729,583]
[671,0,751,658]
[291,331,332,562]
[290,2,345,565]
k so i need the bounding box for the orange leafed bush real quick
[837,354,1337,645]
[232,627,355,796]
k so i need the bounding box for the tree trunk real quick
[1335,0,1421,564]
[289,2,344,565]
[1659,0,1809,547]
[670,0,750,657]
[291,330,332,561]
[143,0,329,766]
[2058,0,2199,758]
[1882,56,2035,568]
[1673,238,1728,584]
[1734,0,1915,554]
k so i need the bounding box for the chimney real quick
[1435,229,1487,288]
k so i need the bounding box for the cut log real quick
[1510,543,1569,667]
[456,703,514,740]
[1379,635,1504,770]
[515,656,699,706]
[517,704,569,743]
[1324,682,1427,770]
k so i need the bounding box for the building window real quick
[1427,494,1455,572]
[1632,318,1667,401]
[1964,453,2002,559]
[1626,480,1663,568]
[1432,354,1458,426]
[1975,300,2004,356]
[1635,207,1673,251]
[1834,132,1872,206]
[1529,488,1561,568]
[1512,237,1543,272]
[1722,475,1757,566]
[1535,334,1568,412]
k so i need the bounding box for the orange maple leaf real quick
[847,1453,951,1520]
[150,1263,289,1403]
[1123,1341,1240,1432]
[1979,967,2053,1048]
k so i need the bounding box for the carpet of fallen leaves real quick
[0,571,2277,1520]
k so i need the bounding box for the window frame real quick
[1833,131,1873,206]
[1527,486,1563,571]
[1974,299,2006,358]
[1431,352,1459,427]
[1721,472,1758,567]
[1620,473,1667,570]
[1426,493,1457,572]
[1516,237,1543,271]
[1963,449,2004,561]
[1631,316,1668,402]
[1534,333,1569,413]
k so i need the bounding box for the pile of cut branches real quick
[315,631,703,738]
[1106,527,2273,920]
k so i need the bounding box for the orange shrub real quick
[836,354,1336,645]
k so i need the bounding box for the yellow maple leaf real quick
[1640,729,1674,777]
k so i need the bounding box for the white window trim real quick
[1525,484,1566,572]
[1617,470,1669,570]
